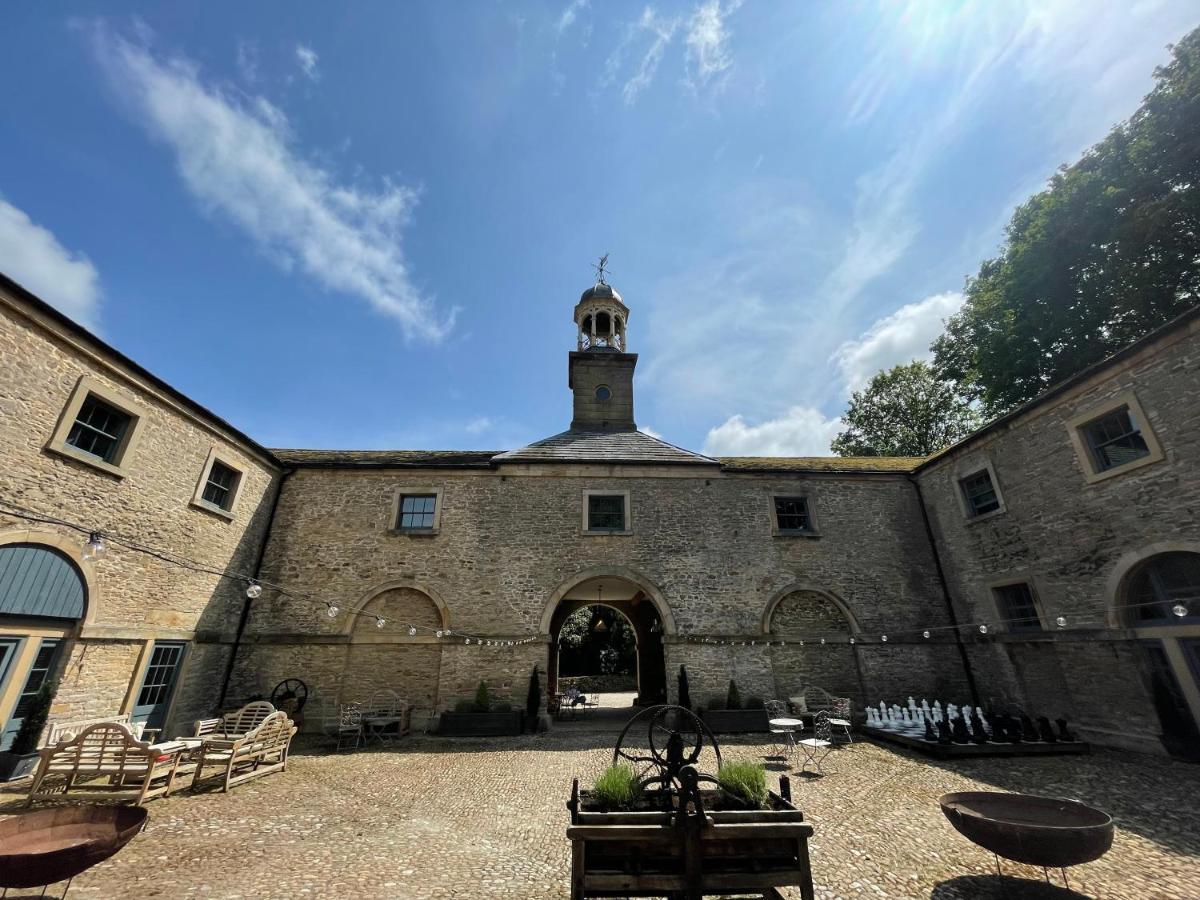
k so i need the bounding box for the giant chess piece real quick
[1020,713,1039,742]
[1036,715,1058,743]
[936,718,953,744]
[970,712,988,744]
[995,712,1020,743]
[1056,718,1076,742]
[951,714,971,744]
[924,715,936,742]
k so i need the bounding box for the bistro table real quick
[769,717,805,759]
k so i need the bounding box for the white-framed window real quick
[46,376,147,478]
[770,495,819,536]
[959,469,1000,518]
[391,488,444,534]
[191,448,245,519]
[583,490,631,535]
[1067,391,1164,484]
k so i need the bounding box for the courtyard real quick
[2,722,1197,900]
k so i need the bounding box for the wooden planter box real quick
[568,786,814,899]
[437,710,523,736]
[700,708,770,734]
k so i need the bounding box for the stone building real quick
[0,269,1197,757]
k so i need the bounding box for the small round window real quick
[595,385,612,402]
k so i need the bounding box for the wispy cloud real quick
[90,25,452,341]
[464,416,494,435]
[235,39,258,83]
[684,0,741,92]
[0,198,101,329]
[556,0,589,37]
[703,406,843,457]
[833,291,964,391]
[295,43,319,82]
[602,7,680,105]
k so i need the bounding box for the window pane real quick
[995,584,1041,631]
[588,495,626,531]
[202,461,238,509]
[398,495,437,529]
[66,395,131,463]
[774,497,810,531]
[960,470,1000,517]
[1083,407,1150,472]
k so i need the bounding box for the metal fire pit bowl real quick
[0,805,147,890]
[940,791,1113,869]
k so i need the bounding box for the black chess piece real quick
[951,715,971,744]
[924,716,936,742]
[1056,718,1076,742]
[1036,715,1058,743]
[1020,713,1039,742]
[996,712,1020,743]
[970,714,989,744]
[936,718,953,744]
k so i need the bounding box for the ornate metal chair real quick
[797,711,833,774]
[764,699,801,759]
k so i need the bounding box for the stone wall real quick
[0,287,279,737]
[916,315,1200,752]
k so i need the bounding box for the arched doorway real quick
[546,573,668,708]
[0,542,87,749]
[1118,551,1200,759]
[764,586,863,705]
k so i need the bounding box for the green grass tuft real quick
[718,761,769,809]
[593,764,642,809]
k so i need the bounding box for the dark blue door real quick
[1,638,62,750]
[132,642,187,732]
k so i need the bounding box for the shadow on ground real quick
[931,873,1092,899]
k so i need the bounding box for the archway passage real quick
[1122,551,1200,759]
[547,575,667,710]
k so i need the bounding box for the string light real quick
[849,637,855,645]
[820,638,825,645]
[923,631,931,639]
[326,603,339,619]
[1056,616,1067,628]
[881,635,888,642]
[435,630,444,638]
[1173,603,1189,618]
[81,531,107,561]
[245,580,263,599]
[375,616,386,629]
[408,626,417,636]
[978,624,988,634]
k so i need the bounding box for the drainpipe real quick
[218,468,293,707]
[910,475,981,707]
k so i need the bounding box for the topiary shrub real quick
[706,694,726,711]
[454,699,475,713]
[10,680,56,755]
[726,680,742,711]
[473,681,492,713]
[593,764,642,810]
[525,665,541,730]
[718,761,768,809]
[678,665,692,710]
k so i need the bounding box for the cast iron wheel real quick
[270,678,309,713]
[613,704,721,792]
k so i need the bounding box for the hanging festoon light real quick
[978,624,988,634]
[849,637,856,645]
[922,630,931,639]
[1056,616,1068,628]
[881,634,888,642]
[1173,603,1189,618]
[245,579,263,599]
[81,531,107,561]
[435,630,444,638]
[375,616,386,629]
[408,626,417,636]
[326,603,339,618]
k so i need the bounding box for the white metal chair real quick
[765,699,801,759]
[320,699,363,752]
[829,696,854,744]
[797,711,833,774]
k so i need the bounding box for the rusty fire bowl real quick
[939,791,1113,869]
[0,805,147,889]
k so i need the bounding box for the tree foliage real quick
[831,361,980,457]
[933,28,1200,415]
[557,605,637,676]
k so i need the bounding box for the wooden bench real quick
[192,700,276,739]
[26,723,185,807]
[193,711,297,792]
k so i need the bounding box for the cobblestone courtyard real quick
[2,725,1198,899]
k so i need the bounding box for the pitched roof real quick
[493,429,718,466]
[718,456,922,474]
[272,449,498,468]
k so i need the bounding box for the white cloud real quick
[0,199,101,330]
[92,27,451,341]
[235,39,258,83]
[703,406,843,457]
[602,7,680,105]
[295,44,319,82]
[556,0,589,36]
[465,416,494,435]
[639,425,663,439]
[833,291,965,391]
[685,0,741,90]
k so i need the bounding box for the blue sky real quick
[1,2,1196,455]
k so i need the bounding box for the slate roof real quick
[718,456,923,474]
[272,449,498,468]
[493,429,718,466]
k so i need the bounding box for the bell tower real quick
[569,271,637,432]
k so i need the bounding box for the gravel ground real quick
[1,726,1197,899]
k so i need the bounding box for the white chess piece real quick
[933,700,942,714]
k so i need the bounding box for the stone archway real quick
[764,586,864,705]
[544,569,671,706]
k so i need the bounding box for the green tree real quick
[831,361,980,457]
[933,27,1200,414]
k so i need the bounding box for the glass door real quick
[132,641,187,732]
[0,638,62,751]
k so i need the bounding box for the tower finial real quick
[592,253,610,285]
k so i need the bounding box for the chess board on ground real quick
[861,726,1090,759]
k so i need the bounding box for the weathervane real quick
[593,253,611,285]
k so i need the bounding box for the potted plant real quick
[700,680,770,733]
[438,681,524,736]
[0,680,55,781]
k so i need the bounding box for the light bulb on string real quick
[436,630,444,638]
[849,637,855,645]
[375,617,386,629]
[1055,616,1067,628]
[326,603,339,619]
[245,580,263,599]
[81,532,107,561]
[978,624,988,634]
[881,635,888,642]
[922,631,931,639]
[408,626,417,636]
[1173,603,1188,618]
[820,638,826,645]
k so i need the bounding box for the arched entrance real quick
[545,571,669,707]
[1115,550,1200,759]
[0,542,88,749]
[764,586,863,705]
